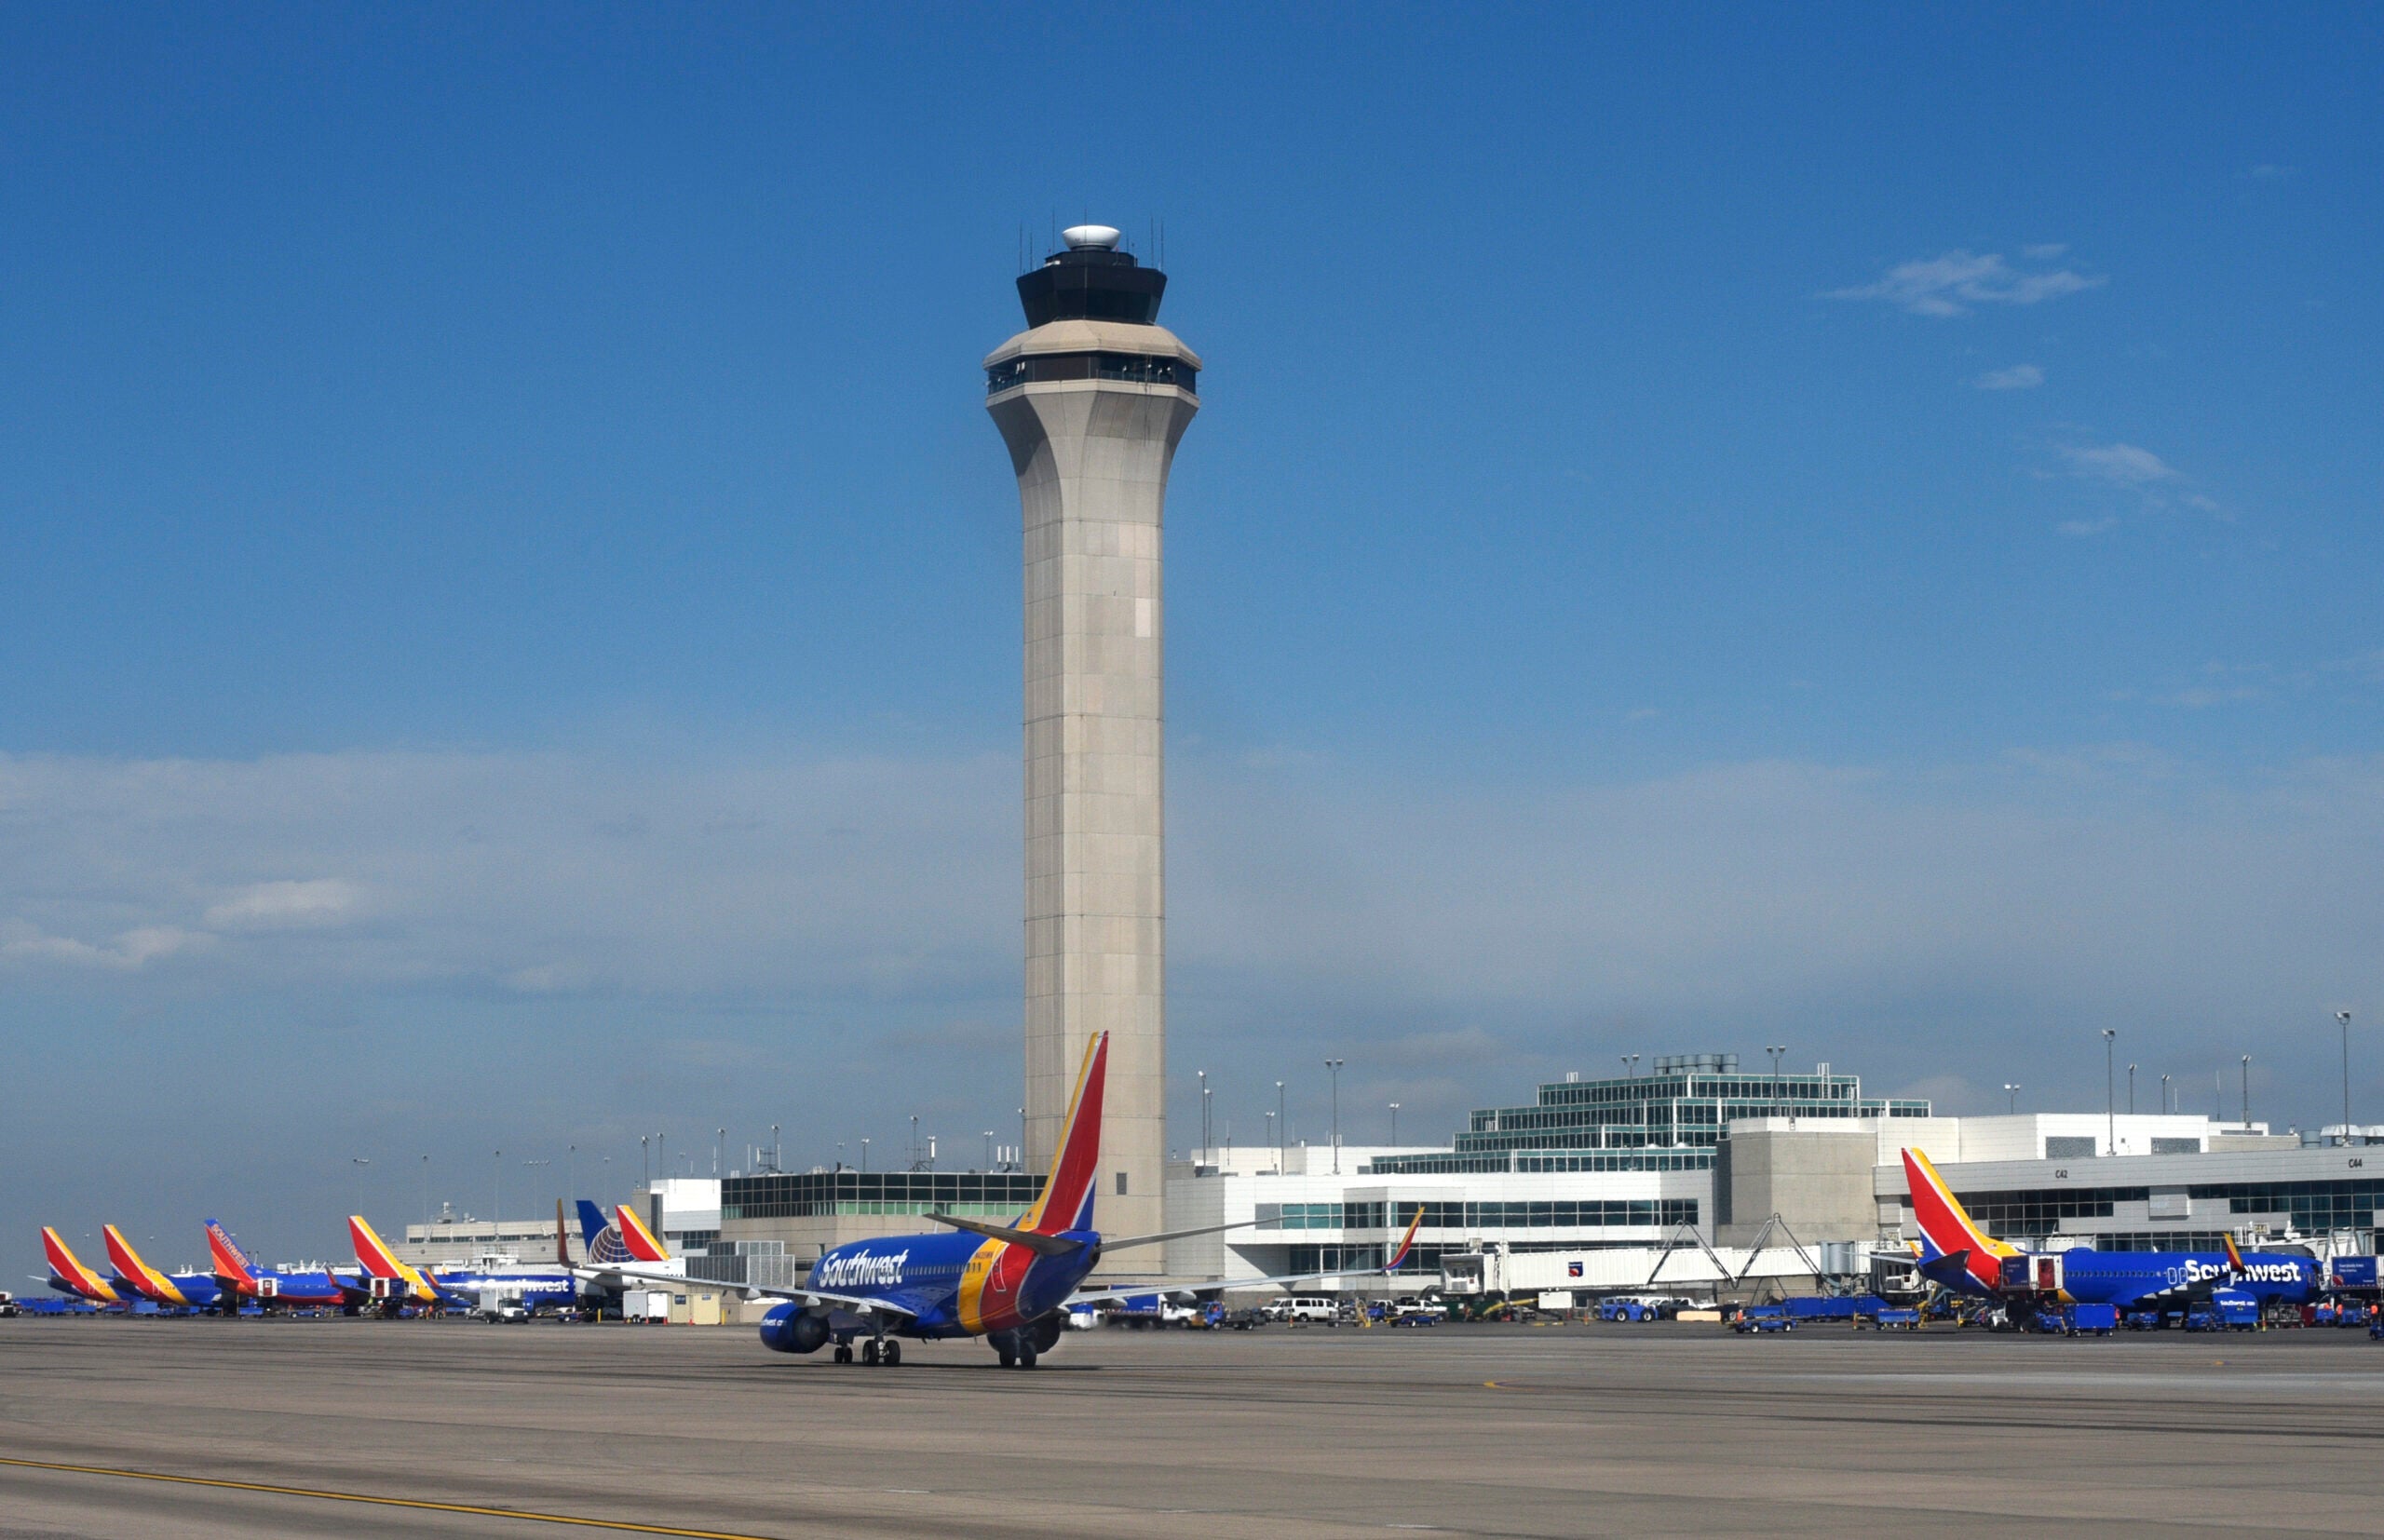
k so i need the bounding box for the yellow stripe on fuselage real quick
[956,1238,999,1335]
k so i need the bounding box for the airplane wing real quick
[1068,1209,1427,1304]
[576,1264,923,1319]
[1094,1220,1255,1252]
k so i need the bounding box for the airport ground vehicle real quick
[1731,1304,1793,1333]
[1266,1295,1338,1325]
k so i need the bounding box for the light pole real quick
[2241,1054,2252,1129]
[716,1128,726,1178]
[641,1135,650,1186]
[2339,1011,2354,1144]
[2127,1064,2136,1115]
[601,1155,611,1205]
[1325,1060,1345,1174]
[1264,1111,1277,1173]
[2004,1083,2019,1114]
[492,1150,502,1234]
[910,1115,920,1170]
[983,1130,996,1170]
[2160,1073,2172,1114]
[419,1154,429,1230]
[1203,1082,1214,1161]
[2100,1030,2124,1149]
[1766,1046,1786,1118]
[771,1124,780,1172]
[351,1157,370,1217]
[1198,1070,1208,1156]
[1389,1102,1401,1144]
[522,1159,550,1244]
[1018,1107,1026,1168]
[860,1137,870,1174]
[1276,1081,1286,1172]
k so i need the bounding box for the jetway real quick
[1439,1227,1895,1301]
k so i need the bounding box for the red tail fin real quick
[1023,1033,1108,1236]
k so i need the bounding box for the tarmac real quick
[3,1316,2382,1539]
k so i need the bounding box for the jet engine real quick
[758,1303,832,1355]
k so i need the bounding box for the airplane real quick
[102,1224,223,1312]
[38,1228,123,1306]
[586,1032,1423,1369]
[205,1220,359,1312]
[348,1204,597,1316]
[1902,1147,2318,1316]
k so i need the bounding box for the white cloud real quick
[205,878,362,929]
[2061,442,2178,487]
[2056,517,2117,537]
[1,921,205,970]
[1829,250,2105,317]
[1975,364,2044,390]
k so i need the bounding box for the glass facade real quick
[2197,1179,2384,1234]
[1905,1175,2384,1246]
[1368,1051,1930,1175]
[721,1170,1044,1222]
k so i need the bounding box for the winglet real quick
[1023,1032,1109,1236]
[1384,1205,1426,1272]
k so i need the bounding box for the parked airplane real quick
[589,1032,1422,1369]
[205,1220,358,1312]
[39,1228,122,1306]
[348,1205,594,1316]
[102,1224,223,1312]
[1902,1147,2318,1313]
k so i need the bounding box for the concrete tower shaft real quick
[986,233,1198,1259]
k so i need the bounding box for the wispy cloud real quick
[2061,442,2178,487]
[2056,517,2116,538]
[1829,249,2105,317]
[1975,363,2044,390]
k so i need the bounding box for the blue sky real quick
[3,5,2378,1261]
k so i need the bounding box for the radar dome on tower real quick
[1061,224,1121,250]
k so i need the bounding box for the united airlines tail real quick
[1901,1148,2018,1293]
[103,1225,190,1306]
[42,1227,118,1303]
[1022,1033,1109,1236]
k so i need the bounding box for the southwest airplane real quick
[39,1228,123,1306]
[103,1224,223,1312]
[589,1032,1423,1369]
[348,1203,608,1315]
[1903,1147,2318,1313]
[205,1220,358,1312]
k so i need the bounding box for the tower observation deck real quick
[986,226,1199,1266]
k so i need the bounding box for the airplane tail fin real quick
[554,1199,571,1266]
[2223,1233,2246,1273]
[1901,1149,2015,1291]
[205,1220,258,1285]
[102,1224,148,1282]
[575,1199,610,1250]
[347,1215,413,1281]
[1023,1032,1109,1236]
[613,1203,671,1263]
[42,1227,115,1301]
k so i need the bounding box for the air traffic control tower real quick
[986,224,1199,1262]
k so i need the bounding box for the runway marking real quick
[0,1456,786,1539]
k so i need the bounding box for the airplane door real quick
[2033,1256,2062,1293]
[256,1277,280,1298]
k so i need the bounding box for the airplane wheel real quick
[996,1347,1016,1368]
[883,1341,901,1367]
[833,1344,852,1364]
[1018,1344,1038,1371]
[861,1339,881,1367]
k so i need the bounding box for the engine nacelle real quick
[1026,1313,1064,1354]
[758,1303,832,1355]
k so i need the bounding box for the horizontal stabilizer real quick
[924,1211,1083,1258]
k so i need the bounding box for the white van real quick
[1270,1295,1336,1325]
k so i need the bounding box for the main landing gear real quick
[833,1334,900,1367]
[990,1328,1039,1370]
